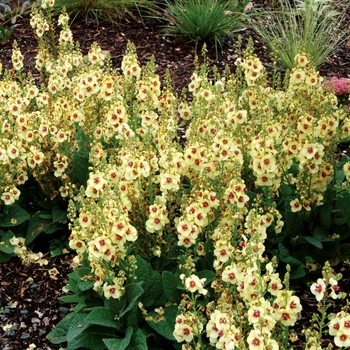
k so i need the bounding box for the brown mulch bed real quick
[0,1,350,349]
[0,255,74,349]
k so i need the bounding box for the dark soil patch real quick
[0,255,74,350]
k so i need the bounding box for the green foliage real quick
[264,156,350,284]
[161,0,251,56]
[48,254,178,349]
[69,127,91,187]
[0,0,31,46]
[51,0,161,24]
[0,176,70,262]
[0,23,14,44]
[0,230,16,262]
[251,0,349,69]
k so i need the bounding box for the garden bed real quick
[1,1,350,349]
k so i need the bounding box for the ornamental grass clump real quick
[1,1,350,349]
[51,0,160,24]
[161,0,251,57]
[251,0,349,69]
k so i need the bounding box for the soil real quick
[0,1,350,349]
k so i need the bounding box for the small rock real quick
[30,283,38,289]
[35,309,44,318]
[9,301,18,309]
[42,316,50,326]
[20,310,29,315]
[20,332,31,340]
[31,317,41,324]
[38,328,47,337]
[59,307,69,314]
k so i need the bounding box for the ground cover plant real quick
[1,0,350,349]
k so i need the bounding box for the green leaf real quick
[0,205,30,227]
[313,226,334,242]
[119,283,144,318]
[37,200,52,210]
[143,271,163,307]
[289,264,306,280]
[67,312,90,343]
[334,195,350,225]
[59,295,82,303]
[49,239,67,257]
[147,304,177,341]
[103,326,133,350]
[26,212,50,245]
[278,242,305,271]
[38,213,53,220]
[127,329,147,350]
[52,206,68,223]
[43,222,65,235]
[76,267,95,291]
[301,236,323,249]
[0,230,15,254]
[280,183,292,196]
[135,255,151,293]
[340,243,350,261]
[85,307,120,329]
[47,312,75,344]
[283,202,304,237]
[68,325,116,350]
[135,256,164,307]
[277,243,306,280]
[318,189,333,228]
[197,270,216,286]
[162,271,181,303]
[70,128,91,186]
[125,303,142,328]
[332,210,347,226]
[316,240,341,258]
[336,169,345,182]
[70,153,89,187]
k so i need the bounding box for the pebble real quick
[42,316,50,326]
[30,283,38,289]
[3,308,10,315]
[31,317,41,324]
[59,307,69,314]
[20,332,31,340]
[20,310,29,315]
[39,328,47,336]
